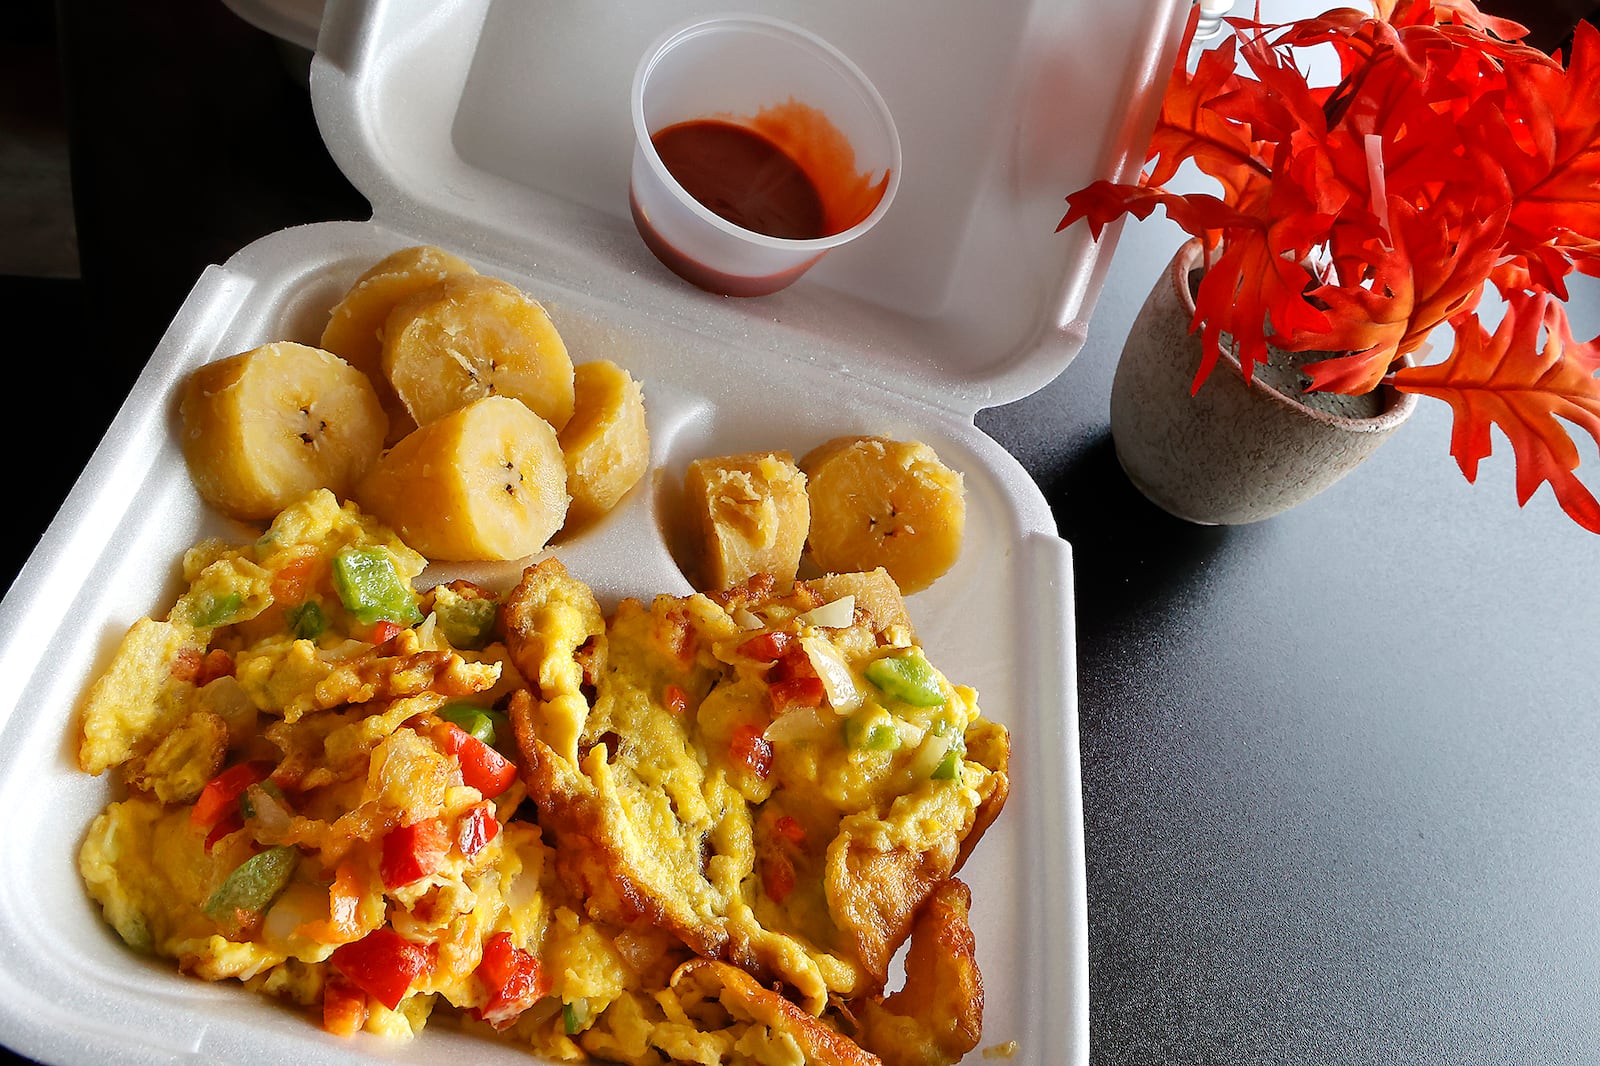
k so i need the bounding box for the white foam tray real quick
[0,0,1188,1062]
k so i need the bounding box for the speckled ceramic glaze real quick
[1110,239,1418,525]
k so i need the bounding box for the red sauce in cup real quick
[635,99,892,296]
[651,120,826,240]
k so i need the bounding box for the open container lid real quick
[309,0,1186,412]
[0,1,1187,1063]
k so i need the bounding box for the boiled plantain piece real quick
[558,359,651,532]
[354,395,569,562]
[382,273,575,433]
[320,244,479,440]
[683,451,810,591]
[179,341,387,522]
[798,436,965,594]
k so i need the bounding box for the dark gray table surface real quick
[5,3,1599,1064]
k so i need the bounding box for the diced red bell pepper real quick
[203,813,243,853]
[380,818,449,890]
[664,683,690,716]
[297,862,369,945]
[772,814,806,844]
[767,675,826,715]
[730,723,773,780]
[196,648,236,686]
[474,931,550,1029]
[737,630,794,662]
[766,647,817,683]
[329,927,430,1011]
[191,761,273,831]
[456,804,501,860]
[370,620,403,647]
[433,722,517,799]
[762,852,796,903]
[322,973,369,1037]
[272,552,325,605]
[170,646,204,683]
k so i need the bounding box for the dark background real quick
[4,2,1600,1064]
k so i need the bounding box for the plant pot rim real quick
[1170,238,1420,435]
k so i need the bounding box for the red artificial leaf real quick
[1500,22,1600,262]
[1300,195,1507,392]
[1191,231,1331,386]
[1142,20,1267,197]
[1390,292,1600,531]
[1060,182,1244,242]
[1383,0,1532,43]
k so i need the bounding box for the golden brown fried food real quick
[506,564,1009,1015]
[672,959,885,1066]
[854,879,984,1066]
[236,627,500,725]
[510,582,745,970]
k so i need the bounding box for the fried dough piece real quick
[671,959,884,1066]
[800,568,917,642]
[854,879,984,1066]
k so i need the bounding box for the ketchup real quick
[651,120,825,241]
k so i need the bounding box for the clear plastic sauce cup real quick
[629,15,902,297]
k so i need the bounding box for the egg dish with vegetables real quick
[75,488,1009,1064]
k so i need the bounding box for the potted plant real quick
[1060,0,1600,530]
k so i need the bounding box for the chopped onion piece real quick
[909,732,952,779]
[415,611,441,650]
[797,596,855,630]
[763,705,833,743]
[243,782,291,835]
[733,607,763,631]
[799,636,863,713]
[894,718,927,749]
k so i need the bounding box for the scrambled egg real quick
[75,489,1007,1065]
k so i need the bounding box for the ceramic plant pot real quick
[1109,239,1418,525]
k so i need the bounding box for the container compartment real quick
[0,0,1184,1061]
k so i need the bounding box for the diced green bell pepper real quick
[285,600,326,640]
[931,748,963,780]
[204,845,298,931]
[190,591,245,628]
[332,547,422,627]
[863,650,946,707]
[439,702,508,748]
[433,588,499,650]
[842,711,902,752]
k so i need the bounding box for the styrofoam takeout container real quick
[0,0,1187,1063]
